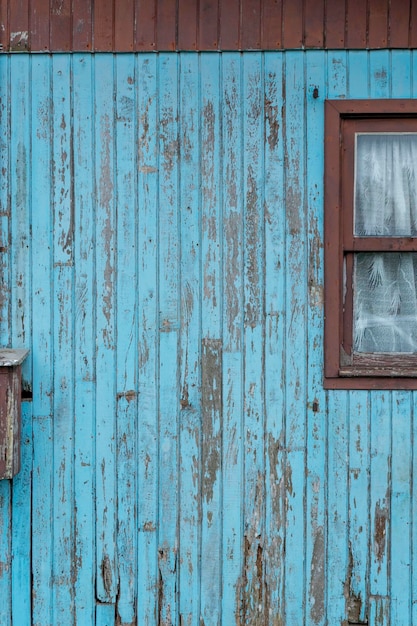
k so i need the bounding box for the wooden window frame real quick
[324,99,417,390]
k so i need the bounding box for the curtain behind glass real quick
[353,134,417,353]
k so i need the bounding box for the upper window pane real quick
[354,133,417,236]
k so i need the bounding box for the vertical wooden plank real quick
[410,1,417,49]
[0,0,9,51]
[390,392,412,626]
[136,53,159,625]
[347,51,369,99]
[264,51,286,624]
[10,62,30,413]
[199,53,222,625]
[29,54,54,626]
[9,0,28,51]
[328,50,347,100]
[115,54,138,625]
[11,402,32,626]
[283,51,306,626]
[50,0,72,51]
[326,50,349,626]
[413,390,417,626]
[369,393,391,622]
[199,340,223,624]
[0,77,11,617]
[368,0,389,48]
[94,0,113,50]
[0,476,11,626]
[30,0,50,50]
[241,52,266,623]
[391,50,411,97]
[304,0,324,47]
[326,392,349,625]
[305,50,326,626]
[135,0,156,50]
[221,52,244,624]
[0,54,10,346]
[412,57,417,626]
[282,0,303,48]
[32,416,53,626]
[95,54,118,604]
[241,0,261,49]
[72,52,95,626]
[10,54,31,371]
[157,52,179,625]
[30,54,52,417]
[177,53,201,626]
[96,603,116,625]
[346,0,367,48]
[325,0,346,48]
[158,330,179,624]
[177,0,197,49]
[369,49,389,97]
[347,393,370,624]
[389,0,410,48]
[369,596,390,626]
[199,0,219,50]
[219,0,240,49]
[199,57,222,560]
[200,53,222,343]
[114,0,134,50]
[0,67,12,616]
[261,0,282,49]
[156,0,176,50]
[345,51,370,626]
[72,0,92,50]
[10,69,33,619]
[51,53,75,623]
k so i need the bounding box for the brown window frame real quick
[324,99,417,390]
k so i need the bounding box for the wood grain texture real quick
[1,0,417,50]
[0,50,416,626]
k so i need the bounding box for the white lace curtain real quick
[353,134,417,353]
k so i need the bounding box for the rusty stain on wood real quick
[344,544,363,624]
[310,526,325,623]
[116,390,136,402]
[158,544,177,626]
[308,214,324,308]
[267,432,284,525]
[374,499,388,571]
[201,338,222,505]
[236,531,286,626]
[101,553,114,598]
[265,93,280,150]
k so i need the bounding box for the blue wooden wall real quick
[0,50,416,625]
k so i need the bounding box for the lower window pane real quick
[353,252,417,353]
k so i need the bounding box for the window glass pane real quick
[353,252,417,353]
[354,133,417,236]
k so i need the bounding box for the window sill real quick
[324,375,417,390]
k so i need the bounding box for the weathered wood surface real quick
[0,51,416,624]
[1,0,416,52]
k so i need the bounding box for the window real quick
[324,100,417,389]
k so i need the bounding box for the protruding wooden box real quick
[0,349,29,479]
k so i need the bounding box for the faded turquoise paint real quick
[0,51,416,625]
